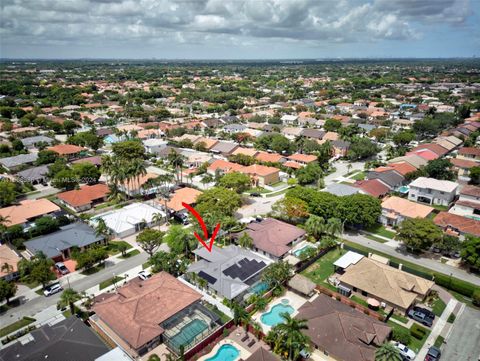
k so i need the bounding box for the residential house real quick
[0,317,110,361]
[94,202,165,238]
[245,348,281,361]
[408,177,458,206]
[366,170,404,190]
[223,124,247,134]
[91,272,221,356]
[449,185,480,220]
[193,137,219,150]
[207,159,244,176]
[300,128,325,141]
[338,256,434,312]
[380,196,434,227]
[457,147,480,162]
[296,294,391,361]
[24,222,106,261]
[231,147,259,158]
[0,153,38,171]
[0,199,61,229]
[331,140,350,157]
[285,153,317,167]
[389,154,428,169]
[450,158,478,181]
[281,127,303,140]
[47,144,87,160]
[0,244,21,281]
[433,136,462,152]
[239,164,280,186]
[407,148,439,161]
[354,179,390,198]
[255,151,285,164]
[187,245,271,301]
[281,114,298,124]
[20,135,54,149]
[378,162,417,177]
[118,173,159,197]
[410,143,449,157]
[57,183,109,212]
[243,218,305,260]
[210,141,239,156]
[325,183,361,197]
[165,187,202,215]
[15,164,49,185]
[434,211,480,238]
[143,138,168,154]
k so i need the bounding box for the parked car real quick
[394,342,416,360]
[174,212,189,225]
[250,192,261,197]
[425,346,441,360]
[408,309,433,327]
[43,283,63,297]
[138,270,152,281]
[412,306,436,320]
[55,262,69,275]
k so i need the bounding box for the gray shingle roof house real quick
[187,245,271,300]
[0,153,38,170]
[223,124,247,133]
[0,317,110,361]
[366,170,404,189]
[24,222,105,260]
[16,164,49,184]
[210,141,239,156]
[300,128,325,140]
[325,183,361,196]
[20,135,54,148]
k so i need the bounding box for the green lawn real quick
[81,263,106,275]
[247,187,270,194]
[434,335,445,348]
[265,188,290,197]
[365,235,388,243]
[120,249,140,259]
[105,241,133,256]
[99,276,124,290]
[301,248,346,284]
[352,171,366,181]
[447,313,456,323]
[390,313,409,324]
[431,297,447,317]
[0,317,35,337]
[365,224,396,239]
[350,295,368,307]
[387,321,430,353]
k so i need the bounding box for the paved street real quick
[442,305,480,360]
[0,251,149,323]
[343,232,480,286]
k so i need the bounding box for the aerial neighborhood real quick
[1,60,480,361]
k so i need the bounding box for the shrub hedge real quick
[410,324,428,340]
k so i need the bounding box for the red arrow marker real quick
[182,202,220,252]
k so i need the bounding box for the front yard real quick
[388,321,430,353]
[365,224,396,239]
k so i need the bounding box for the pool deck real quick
[197,335,252,361]
[252,290,308,334]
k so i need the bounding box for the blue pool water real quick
[398,186,410,194]
[206,344,240,361]
[261,299,294,326]
[293,245,314,257]
[251,281,269,295]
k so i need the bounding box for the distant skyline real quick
[2,0,479,59]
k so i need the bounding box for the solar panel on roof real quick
[198,271,217,285]
[222,258,267,281]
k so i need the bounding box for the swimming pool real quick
[293,245,314,257]
[251,281,269,295]
[170,319,208,350]
[206,344,240,361]
[260,299,294,327]
[398,186,410,194]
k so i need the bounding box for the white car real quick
[394,342,416,360]
[138,270,152,281]
[43,283,63,297]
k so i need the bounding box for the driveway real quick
[441,305,480,360]
[324,160,365,186]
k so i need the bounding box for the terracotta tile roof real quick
[231,147,258,157]
[322,131,339,141]
[0,244,20,278]
[166,187,202,212]
[255,151,284,163]
[381,196,434,219]
[121,173,158,190]
[283,161,302,169]
[245,218,305,257]
[286,153,317,163]
[339,257,434,309]
[71,156,102,166]
[354,179,390,198]
[0,199,60,227]
[407,149,439,161]
[434,212,480,237]
[459,147,480,156]
[411,143,449,156]
[450,158,478,169]
[57,184,109,208]
[386,162,417,176]
[460,185,480,198]
[207,159,244,173]
[193,137,219,150]
[239,164,280,177]
[296,294,391,361]
[93,272,202,350]
[47,144,86,155]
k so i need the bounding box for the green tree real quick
[305,215,326,240]
[232,301,251,329]
[0,181,16,207]
[18,252,56,288]
[33,216,60,235]
[150,251,185,276]
[392,131,415,146]
[424,158,455,181]
[261,261,292,290]
[296,163,323,185]
[340,193,381,228]
[164,225,197,255]
[460,235,480,270]
[375,343,402,361]
[136,229,164,257]
[265,313,310,361]
[72,246,108,270]
[195,187,242,217]
[112,140,145,161]
[469,166,480,185]
[72,162,100,184]
[237,232,253,249]
[52,169,78,190]
[58,288,81,315]
[218,172,251,193]
[271,197,309,222]
[323,118,342,132]
[0,279,17,304]
[397,218,443,252]
[347,138,379,160]
[36,150,57,165]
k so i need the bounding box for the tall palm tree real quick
[1,262,14,274]
[95,218,110,240]
[375,343,402,361]
[238,232,253,249]
[232,302,251,330]
[305,215,326,240]
[272,313,310,361]
[0,215,10,242]
[326,218,343,238]
[168,149,185,184]
[58,288,82,315]
[152,212,163,227]
[101,155,114,185]
[200,174,213,189]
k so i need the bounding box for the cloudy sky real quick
[1,0,479,59]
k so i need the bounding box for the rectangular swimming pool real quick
[169,319,208,350]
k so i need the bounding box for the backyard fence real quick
[295,245,336,273]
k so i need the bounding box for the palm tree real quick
[168,149,184,184]
[347,163,353,174]
[0,215,10,242]
[237,232,253,249]
[268,313,311,361]
[251,321,263,338]
[58,288,81,315]
[1,262,14,274]
[152,212,163,227]
[95,218,110,240]
[232,302,251,330]
[326,218,343,238]
[261,261,293,290]
[375,343,402,361]
[200,174,213,189]
[305,215,326,240]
